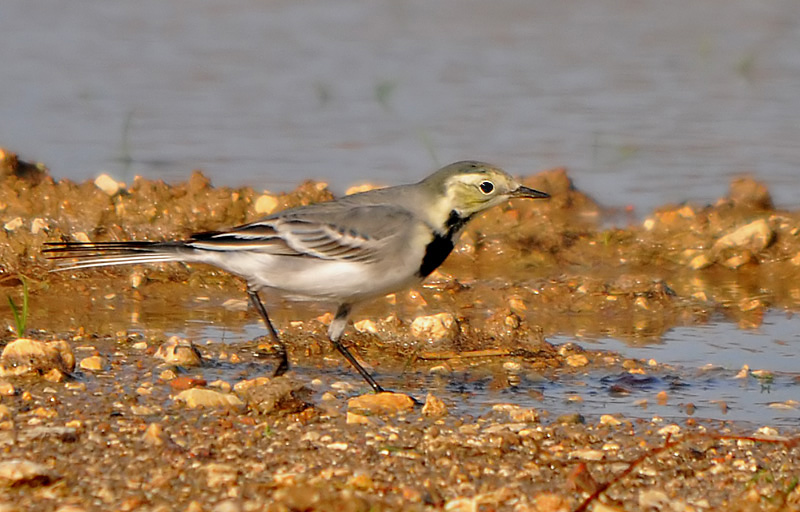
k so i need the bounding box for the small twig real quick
[417,348,511,360]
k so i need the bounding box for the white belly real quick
[193,250,424,303]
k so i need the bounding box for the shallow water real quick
[558,312,800,426]
[2,0,800,214]
[149,310,799,428]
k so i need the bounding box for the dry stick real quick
[417,349,511,360]
[572,432,800,512]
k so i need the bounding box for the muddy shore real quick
[1,149,799,511]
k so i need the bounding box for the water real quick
[554,310,800,426]
[3,0,800,425]
[161,310,799,427]
[2,0,799,214]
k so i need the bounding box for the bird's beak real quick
[511,186,550,199]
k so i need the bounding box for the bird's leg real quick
[328,304,386,393]
[247,290,289,377]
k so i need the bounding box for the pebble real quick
[3,217,23,231]
[353,319,379,334]
[0,459,55,487]
[492,404,539,423]
[348,392,415,416]
[568,448,604,461]
[94,173,124,196]
[233,377,271,393]
[30,217,48,235]
[254,193,278,214]
[422,393,448,418]
[444,497,480,511]
[599,414,623,426]
[65,420,83,430]
[174,389,244,409]
[205,463,238,488]
[429,365,451,376]
[689,253,713,270]
[755,426,780,438]
[507,296,527,313]
[208,380,232,393]
[159,369,178,381]
[0,404,11,421]
[239,376,311,415]
[711,218,773,260]
[143,423,165,446]
[658,424,682,436]
[346,472,374,490]
[72,231,91,243]
[130,271,146,289]
[0,338,75,376]
[169,376,207,391]
[79,355,107,371]
[532,493,570,512]
[0,381,14,396]
[185,501,204,512]
[555,413,585,425]
[638,489,670,510]
[410,313,458,343]
[728,176,773,209]
[32,407,57,419]
[212,500,242,512]
[55,505,88,512]
[565,354,589,367]
[154,336,203,367]
[131,405,160,416]
[346,412,375,425]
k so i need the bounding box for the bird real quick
[44,161,550,393]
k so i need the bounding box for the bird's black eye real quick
[479,181,494,194]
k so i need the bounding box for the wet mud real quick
[1,149,799,511]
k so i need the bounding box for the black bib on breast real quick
[418,210,470,277]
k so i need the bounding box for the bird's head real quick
[424,161,550,220]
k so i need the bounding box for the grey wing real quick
[187,203,417,263]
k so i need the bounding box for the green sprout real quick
[7,277,29,338]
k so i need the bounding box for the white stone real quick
[3,217,22,231]
[254,194,279,214]
[410,313,458,342]
[30,218,48,234]
[94,173,124,196]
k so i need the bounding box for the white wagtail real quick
[45,161,549,393]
